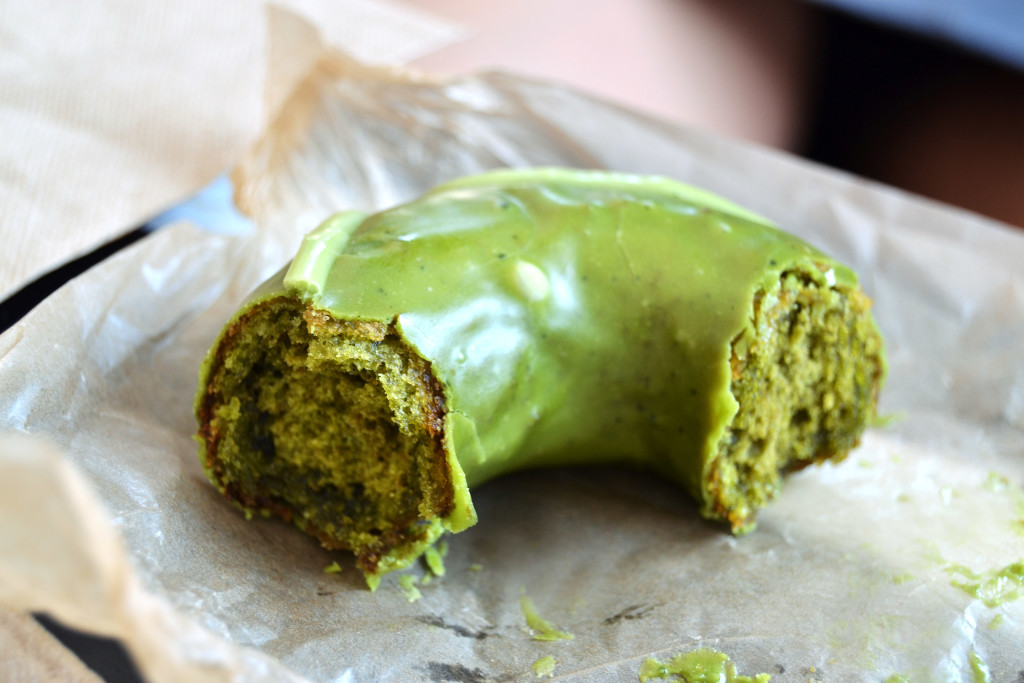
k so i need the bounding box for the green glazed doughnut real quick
[195,168,885,581]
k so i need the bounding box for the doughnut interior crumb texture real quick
[198,269,882,561]
[196,298,454,574]
[712,269,884,531]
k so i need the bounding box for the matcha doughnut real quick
[195,168,885,580]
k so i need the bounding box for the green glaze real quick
[947,560,1024,607]
[969,650,991,683]
[531,655,556,678]
[423,545,446,577]
[283,211,368,300]
[520,595,574,642]
[283,169,856,497]
[884,675,912,683]
[398,574,422,602]
[637,648,770,682]
[197,168,884,577]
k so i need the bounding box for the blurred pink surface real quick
[408,0,813,149]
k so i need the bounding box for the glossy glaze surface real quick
[279,168,857,501]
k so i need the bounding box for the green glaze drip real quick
[424,546,446,577]
[398,574,422,602]
[196,168,885,578]
[520,596,574,642]
[284,211,367,299]
[637,649,770,682]
[531,655,556,678]
[947,560,1024,607]
[988,613,1003,630]
[969,650,991,683]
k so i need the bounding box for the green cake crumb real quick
[532,655,556,678]
[984,472,1010,492]
[323,561,342,574]
[884,675,911,683]
[637,649,770,682]
[520,596,574,642]
[988,614,1003,630]
[197,298,457,582]
[947,560,1024,607]
[398,574,422,602]
[969,650,991,683]
[469,563,483,572]
[424,546,446,577]
[870,412,904,429]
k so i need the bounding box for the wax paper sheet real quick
[2,17,1024,683]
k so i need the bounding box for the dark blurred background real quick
[412,0,1024,229]
[804,7,1024,230]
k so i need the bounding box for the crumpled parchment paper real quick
[0,0,464,300]
[1,10,1023,683]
